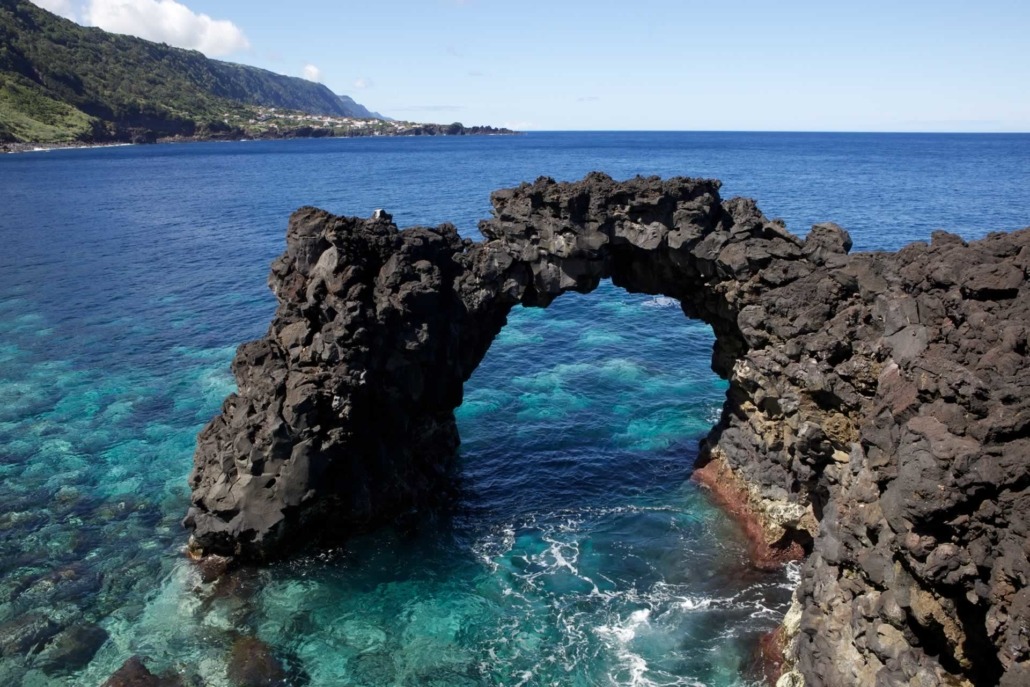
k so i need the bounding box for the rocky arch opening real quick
[455,280,725,517]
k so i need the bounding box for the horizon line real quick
[504,128,1030,135]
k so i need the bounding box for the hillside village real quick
[228,106,511,139]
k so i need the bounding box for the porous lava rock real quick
[185,172,1030,686]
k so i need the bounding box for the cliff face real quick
[695,221,1030,687]
[185,173,1030,686]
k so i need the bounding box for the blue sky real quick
[33,0,1030,131]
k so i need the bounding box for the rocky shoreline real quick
[0,141,135,154]
[0,124,518,154]
[184,173,1029,686]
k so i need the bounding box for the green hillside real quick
[0,0,352,143]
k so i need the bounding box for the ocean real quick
[1,132,1029,686]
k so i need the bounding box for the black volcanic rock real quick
[185,208,478,556]
[185,173,1030,686]
[400,122,516,135]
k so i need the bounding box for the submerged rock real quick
[102,655,184,687]
[226,636,287,687]
[0,612,60,657]
[185,172,1030,686]
[191,551,233,583]
[34,622,108,674]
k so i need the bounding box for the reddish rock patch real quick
[692,456,805,571]
[757,625,787,685]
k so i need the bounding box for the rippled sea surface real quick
[1,132,1029,686]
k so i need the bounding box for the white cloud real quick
[31,0,78,20]
[86,0,250,57]
[353,77,373,90]
[302,64,321,83]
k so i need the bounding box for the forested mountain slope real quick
[0,0,357,143]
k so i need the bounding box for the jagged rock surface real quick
[185,173,1030,686]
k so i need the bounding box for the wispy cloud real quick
[467,70,488,78]
[577,96,600,103]
[353,77,373,89]
[30,0,78,20]
[302,64,322,83]
[85,0,250,57]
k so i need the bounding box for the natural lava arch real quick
[185,172,1030,687]
[184,173,794,560]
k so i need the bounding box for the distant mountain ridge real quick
[337,95,389,121]
[0,0,386,142]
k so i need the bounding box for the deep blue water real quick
[0,132,1028,686]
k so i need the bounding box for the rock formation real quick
[185,173,1030,686]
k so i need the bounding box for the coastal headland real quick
[185,173,1029,686]
[0,118,517,154]
[0,0,515,151]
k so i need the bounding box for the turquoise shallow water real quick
[1,133,1029,685]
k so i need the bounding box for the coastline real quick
[1,127,520,155]
[0,141,136,154]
